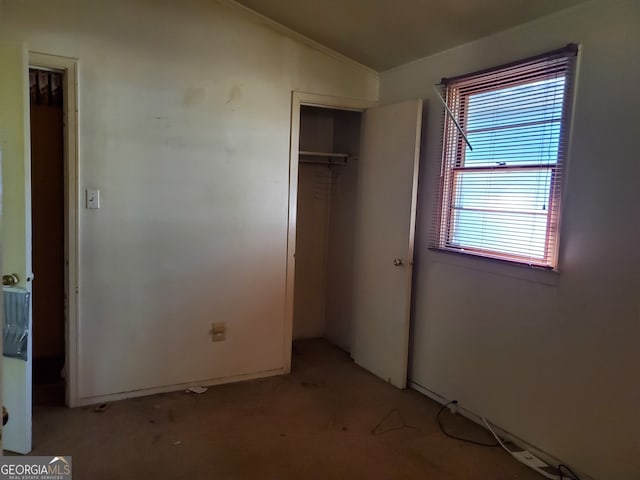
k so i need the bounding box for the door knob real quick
[2,273,19,286]
[393,258,403,267]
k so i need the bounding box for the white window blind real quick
[432,45,578,269]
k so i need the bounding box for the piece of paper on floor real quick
[186,386,208,394]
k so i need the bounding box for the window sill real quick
[426,247,560,286]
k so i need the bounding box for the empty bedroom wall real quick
[0,0,378,403]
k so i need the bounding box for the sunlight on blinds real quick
[432,45,578,269]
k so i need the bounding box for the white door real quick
[351,99,422,389]
[0,41,33,454]
[1,150,4,451]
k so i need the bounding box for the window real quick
[432,45,578,270]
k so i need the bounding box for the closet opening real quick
[287,93,421,386]
[292,105,363,354]
[29,67,67,406]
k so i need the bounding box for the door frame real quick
[28,52,80,407]
[283,92,376,373]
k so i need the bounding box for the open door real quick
[0,150,4,451]
[351,99,422,389]
[0,40,33,454]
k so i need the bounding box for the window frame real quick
[432,45,578,270]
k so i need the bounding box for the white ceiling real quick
[233,0,588,71]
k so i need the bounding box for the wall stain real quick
[183,87,205,107]
[226,84,243,104]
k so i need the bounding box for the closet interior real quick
[29,68,66,405]
[293,105,363,353]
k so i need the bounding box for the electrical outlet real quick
[512,451,548,469]
[209,322,226,342]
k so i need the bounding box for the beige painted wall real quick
[380,1,639,478]
[0,0,377,402]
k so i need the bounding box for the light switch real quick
[86,189,100,209]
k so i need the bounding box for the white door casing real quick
[29,52,80,408]
[284,92,376,373]
[286,93,422,389]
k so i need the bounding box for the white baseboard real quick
[76,367,286,407]
[409,381,592,480]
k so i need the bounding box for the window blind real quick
[431,45,578,269]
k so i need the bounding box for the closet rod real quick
[299,159,348,166]
[299,150,350,158]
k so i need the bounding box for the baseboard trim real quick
[408,381,592,480]
[77,367,286,407]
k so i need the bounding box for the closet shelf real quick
[299,150,350,158]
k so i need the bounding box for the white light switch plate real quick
[86,189,100,209]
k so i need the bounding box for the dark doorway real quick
[29,67,66,406]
